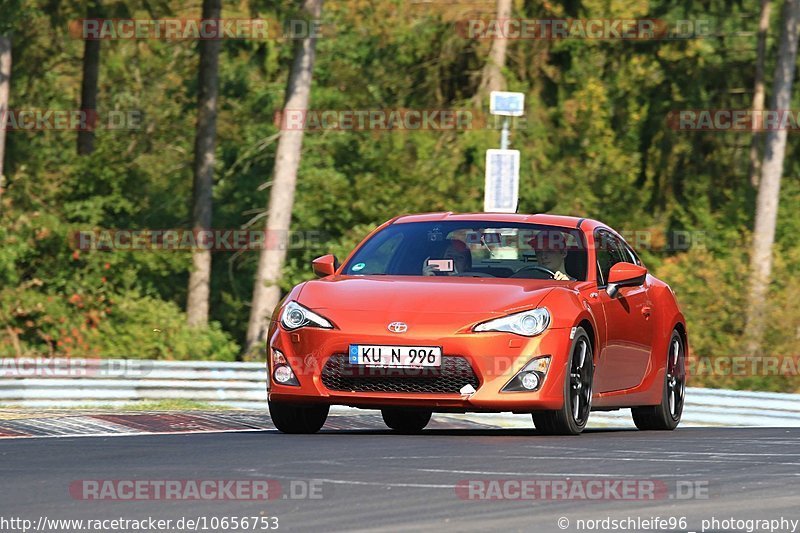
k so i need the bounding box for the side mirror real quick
[606,263,647,298]
[312,254,339,278]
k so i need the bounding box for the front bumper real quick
[267,323,573,412]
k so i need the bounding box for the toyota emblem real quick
[387,322,408,333]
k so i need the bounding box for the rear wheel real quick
[631,329,685,431]
[268,401,329,434]
[532,328,594,435]
[381,408,432,433]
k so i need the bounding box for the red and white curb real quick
[0,413,275,439]
[0,411,500,439]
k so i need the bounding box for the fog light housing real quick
[501,356,550,393]
[270,347,299,386]
[521,372,539,390]
[273,365,296,384]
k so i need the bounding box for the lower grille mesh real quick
[320,354,479,394]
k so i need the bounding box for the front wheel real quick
[532,327,594,435]
[631,329,685,431]
[268,401,329,434]
[381,408,432,433]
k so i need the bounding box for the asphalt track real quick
[1,419,799,533]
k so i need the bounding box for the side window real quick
[621,242,640,265]
[595,231,628,286]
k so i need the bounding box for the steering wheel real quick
[510,265,557,279]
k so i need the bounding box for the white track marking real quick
[257,474,456,489]
[412,468,706,478]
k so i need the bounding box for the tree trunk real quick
[748,0,772,188]
[246,0,323,353]
[77,0,102,155]
[745,0,800,355]
[0,36,11,207]
[186,0,223,327]
[476,0,512,99]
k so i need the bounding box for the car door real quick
[593,230,654,393]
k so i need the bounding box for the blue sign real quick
[490,91,525,116]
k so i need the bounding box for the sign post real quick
[484,91,525,213]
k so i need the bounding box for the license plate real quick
[349,345,442,368]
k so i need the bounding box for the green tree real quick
[246,0,324,353]
[187,0,223,327]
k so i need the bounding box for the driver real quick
[423,239,471,276]
[528,232,575,281]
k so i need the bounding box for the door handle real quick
[641,306,652,317]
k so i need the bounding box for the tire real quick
[632,329,685,431]
[532,327,594,435]
[381,408,432,433]
[268,401,329,434]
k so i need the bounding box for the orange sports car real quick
[267,213,687,435]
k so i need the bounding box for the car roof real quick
[392,212,607,231]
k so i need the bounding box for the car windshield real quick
[343,221,588,281]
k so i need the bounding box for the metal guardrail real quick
[0,359,798,426]
[586,388,800,428]
[0,359,267,409]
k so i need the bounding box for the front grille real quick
[321,354,480,394]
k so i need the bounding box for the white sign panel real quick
[484,149,520,213]
[490,91,525,116]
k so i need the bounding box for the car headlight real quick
[280,301,334,331]
[473,308,550,337]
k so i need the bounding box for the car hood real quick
[297,275,558,317]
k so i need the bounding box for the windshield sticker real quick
[428,226,445,242]
[352,262,366,272]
